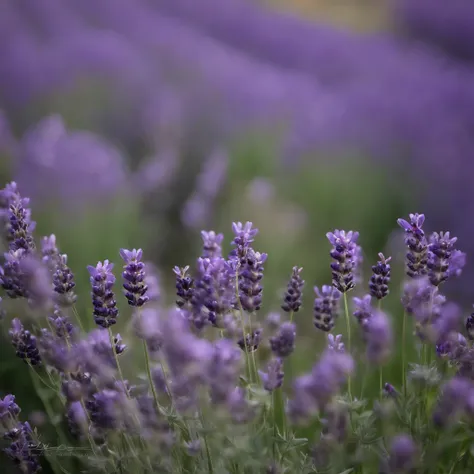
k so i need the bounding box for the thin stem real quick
[199,411,214,474]
[235,268,251,382]
[107,327,130,399]
[402,311,407,397]
[379,367,383,399]
[272,390,277,461]
[289,311,294,323]
[72,305,85,333]
[28,365,69,448]
[143,339,161,416]
[343,293,352,399]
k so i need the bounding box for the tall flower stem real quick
[143,339,161,413]
[343,293,352,399]
[107,327,130,399]
[402,311,407,397]
[378,299,383,398]
[235,268,252,382]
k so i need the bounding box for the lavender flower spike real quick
[173,265,194,308]
[327,334,345,353]
[201,230,224,258]
[230,221,258,258]
[364,310,393,366]
[53,254,77,306]
[88,260,118,328]
[259,358,284,392]
[119,248,149,307]
[427,231,458,286]
[397,213,428,278]
[466,306,474,340]
[9,319,41,366]
[281,266,304,314]
[238,248,267,312]
[40,234,60,271]
[388,435,418,473]
[6,192,36,254]
[353,294,373,325]
[326,230,360,293]
[270,322,296,358]
[313,285,341,332]
[369,253,391,300]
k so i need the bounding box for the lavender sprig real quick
[397,213,428,278]
[281,266,304,315]
[326,230,360,293]
[313,285,341,332]
[369,253,391,300]
[88,260,118,329]
[119,248,149,307]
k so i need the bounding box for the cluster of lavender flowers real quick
[2,183,474,473]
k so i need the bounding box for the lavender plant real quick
[1,182,474,473]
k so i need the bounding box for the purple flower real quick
[353,294,373,325]
[4,421,41,474]
[230,221,258,258]
[237,248,267,313]
[192,257,234,328]
[313,285,341,332]
[9,319,41,366]
[208,339,242,404]
[326,229,360,293]
[200,230,224,258]
[237,328,263,353]
[52,254,77,306]
[388,435,417,473]
[269,322,296,358]
[447,249,466,279]
[132,307,163,352]
[119,248,149,307]
[432,302,462,344]
[173,265,194,309]
[288,350,354,423]
[383,383,399,398]
[3,185,35,254]
[433,377,474,427]
[397,213,428,278]
[86,389,128,431]
[0,395,21,430]
[1,250,28,298]
[259,358,284,392]
[327,334,345,353]
[227,387,255,423]
[40,234,60,271]
[436,332,467,360]
[281,266,304,313]
[87,260,119,328]
[427,231,458,286]
[369,253,391,300]
[364,310,393,366]
[48,307,76,341]
[66,401,89,439]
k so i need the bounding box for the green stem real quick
[343,293,352,399]
[200,411,214,474]
[72,305,85,333]
[379,367,383,398]
[402,311,407,397]
[272,390,277,461]
[235,268,251,382]
[28,366,69,448]
[107,327,130,398]
[143,339,161,416]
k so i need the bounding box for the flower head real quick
[201,230,224,258]
[388,435,418,473]
[397,213,428,278]
[269,322,296,358]
[9,319,41,366]
[259,358,284,392]
[119,248,149,307]
[369,253,391,300]
[173,266,194,309]
[313,285,341,332]
[353,294,373,325]
[88,260,118,328]
[281,266,304,313]
[427,231,458,286]
[327,334,345,353]
[326,229,360,293]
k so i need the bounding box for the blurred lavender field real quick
[1,2,474,469]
